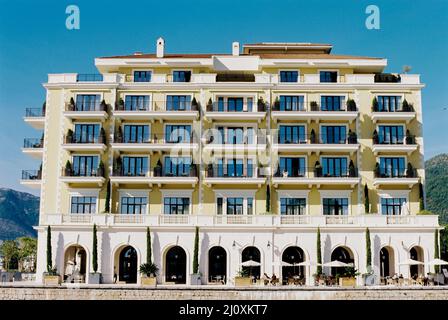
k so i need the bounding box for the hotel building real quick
[22,39,440,285]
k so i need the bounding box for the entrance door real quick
[119,246,137,283]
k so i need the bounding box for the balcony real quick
[24,108,45,129]
[110,165,199,187]
[63,100,108,120]
[20,170,42,189]
[203,135,267,154]
[271,102,358,123]
[371,102,416,123]
[272,166,360,188]
[22,138,44,159]
[111,132,198,153]
[113,100,199,121]
[272,133,359,155]
[204,165,266,186]
[62,134,107,152]
[76,74,104,82]
[373,166,419,187]
[204,100,267,122]
[60,168,105,186]
[372,133,418,155]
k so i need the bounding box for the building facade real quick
[22,39,440,285]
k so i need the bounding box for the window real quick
[217,197,223,215]
[173,71,191,82]
[122,156,148,176]
[124,95,150,111]
[320,71,338,83]
[279,157,306,177]
[226,197,244,215]
[133,71,152,82]
[74,124,100,143]
[72,156,99,176]
[377,96,402,112]
[381,197,406,215]
[321,96,345,111]
[166,95,191,111]
[378,126,404,144]
[280,71,298,83]
[280,198,306,215]
[279,96,304,111]
[247,198,253,215]
[164,197,189,215]
[164,157,191,176]
[121,197,147,214]
[323,198,349,215]
[379,157,406,177]
[71,196,96,214]
[321,126,347,144]
[226,127,244,144]
[279,125,306,144]
[217,127,254,144]
[322,157,348,177]
[75,95,100,111]
[165,125,191,143]
[123,125,149,143]
[218,97,244,112]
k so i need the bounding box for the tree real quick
[92,224,98,273]
[366,228,372,273]
[193,226,199,274]
[441,226,448,261]
[17,237,37,272]
[146,227,152,265]
[0,240,19,271]
[266,185,270,213]
[316,228,322,275]
[364,185,370,213]
[46,225,52,272]
[105,180,111,213]
[419,182,425,211]
[435,229,440,273]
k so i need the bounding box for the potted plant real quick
[67,97,76,111]
[348,160,356,177]
[97,161,105,177]
[372,130,379,145]
[339,267,360,287]
[189,163,197,177]
[43,226,60,285]
[405,130,414,144]
[257,97,265,112]
[154,159,163,177]
[114,157,123,176]
[310,101,318,111]
[207,163,214,177]
[116,98,125,110]
[402,99,410,112]
[115,126,123,143]
[314,161,322,177]
[374,163,380,178]
[66,129,74,144]
[348,130,357,144]
[42,101,46,116]
[346,99,357,111]
[273,97,280,111]
[206,98,213,112]
[100,127,107,144]
[190,227,201,285]
[310,129,316,144]
[406,162,414,178]
[100,99,107,112]
[372,97,379,112]
[364,185,370,214]
[64,160,72,177]
[89,223,101,284]
[191,97,199,111]
[139,263,159,286]
[234,268,252,286]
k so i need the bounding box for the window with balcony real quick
[279,96,304,111]
[164,157,191,176]
[133,70,152,82]
[166,95,191,111]
[124,95,150,111]
[320,71,338,83]
[321,96,345,111]
[72,156,99,176]
[226,197,244,215]
[165,125,191,143]
[164,197,189,215]
[378,125,404,144]
[321,126,347,144]
[120,197,147,214]
[74,124,100,143]
[379,157,406,177]
[278,157,306,177]
[215,158,253,177]
[123,125,150,143]
[75,95,100,111]
[322,157,348,177]
[216,126,255,144]
[217,97,253,112]
[279,71,298,83]
[323,198,348,215]
[70,196,97,214]
[173,70,191,82]
[280,198,306,215]
[278,126,306,144]
[216,195,254,215]
[122,156,148,176]
[381,197,406,215]
[377,96,402,112]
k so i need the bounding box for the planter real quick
[89,273,101,284]
[363,274,376,286]
[44,275,61,286]
[339,277,356,287]
[234,276,252,287]
[141,276,157,286]
[190,273,201,285]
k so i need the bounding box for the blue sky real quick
[1,0,447,194]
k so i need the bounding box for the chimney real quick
[156,37,165,58]
[232,41,240,56]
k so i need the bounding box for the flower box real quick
[141,276,157,286]
[44,275,61,286]
[234,276,252,287]
[339,277,356,287]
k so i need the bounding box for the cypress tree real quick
[419,182,425,211]
[366,228,372,272]
[46,225,52,272]
[92,224,98,273]
[193,226,199,274]
[364,184,370,213]
[435,229,440,273]
[146,227,152,265]
[316,228,322,275]
[266,185,271,213]
[105,180,111,213]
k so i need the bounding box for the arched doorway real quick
[118,246,137,284]
[410,246,424,277]
[64,245,87,283]
[165,246,187,284]
[208,246,227,284]
[241,246,261,280]
[330,246,354,276]
[380,247,395,278]
[282,246,305,285]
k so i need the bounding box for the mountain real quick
[425,153,448,225]
[0,188,39,240]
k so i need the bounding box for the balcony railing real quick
[372,134,416,145]
[205,165,265,178]
[23,138,44,148]
[64,134,106,144]
[22,170,42,180]
[374,167,417,178]
[114,100,199,112]
[112,164,199,178]
[76,74,104,82]
[61,168,105,178]
[113,132,197,144]
[271,102,357,112]
[65,102,108,112]
[25,108,45,117]
[274,166,359,178]
[205,134,267,145]
[374,73,401,83]
[275,133,358,145]
[206,101,266,112]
